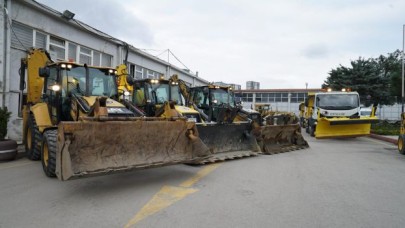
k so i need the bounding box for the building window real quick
[146,69,163,79]
[79,46,92,64]
[128,64,135,77]
[68,43,77,62]
[242,93,253,102]
[49,36,66,60]
[11,23,114,66]
[147,70,155,79]
[35,31,47,49]
[101,53,112,67]
[10,22,33,50]
[135,66,144,79]
[93,51,101,66]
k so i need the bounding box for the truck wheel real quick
[25,115,41,160]
[305,125,309,134]
[398,135,405,155]
[41,130,57,177]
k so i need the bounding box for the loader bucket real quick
[55,118,210,180]
[193,123,260,164]
[315,116,379,139]
[260,124,309,154]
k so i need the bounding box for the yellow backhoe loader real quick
[254,104,299,125]
[116,68,259,163]
[250,103,308,154]
[20,49,210,181]
[187,84,260,162]
[190,87,308,156]
[304,90,378,139]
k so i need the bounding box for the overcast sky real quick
[37,0,405,89]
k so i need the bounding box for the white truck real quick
[305,91,378,138]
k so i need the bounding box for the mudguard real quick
[56,118,210,180]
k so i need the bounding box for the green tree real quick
[323,50,402,105]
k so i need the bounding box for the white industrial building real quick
[0,0,209,141]
[235,88,322,116]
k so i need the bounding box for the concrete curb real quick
[369,134,397,145]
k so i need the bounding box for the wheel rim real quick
[43,142,49,167]
[27,129,32,150]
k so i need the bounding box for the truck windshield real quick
[147,83,168,104]
[170,85,181,105]
[316,94,359,110]
[62,66,118,97]
[211,89,235,107]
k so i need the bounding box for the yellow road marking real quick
[125,164,221,228]
[0,161,33,170]
[179,163,221,188]
[124,186,198,228]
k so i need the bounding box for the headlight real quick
[213,99,218,104]
[61,64,72,69]
[124,91,130,96]
[50,84,61,92]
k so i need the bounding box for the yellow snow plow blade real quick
[315,117,379,139]
[56,118,210,180]
[260,124,309,154]
[193,122,261,163]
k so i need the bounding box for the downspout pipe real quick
[1,0,9,108]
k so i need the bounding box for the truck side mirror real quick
[39,67,50,78]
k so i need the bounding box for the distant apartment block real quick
[214,82,242,90]
[246,81,260,90]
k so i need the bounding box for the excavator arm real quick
[169,74,191,106]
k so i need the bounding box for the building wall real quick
[1,0,208,141]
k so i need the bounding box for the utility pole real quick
[401,25,405,113]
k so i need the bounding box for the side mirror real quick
[39,67,50,78]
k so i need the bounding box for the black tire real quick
[309,124,316,137]
[305,125,309,134]
[0,140,18,161]
[398,135,405,155]
[25,115,41,160]
[41,129,57,177]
